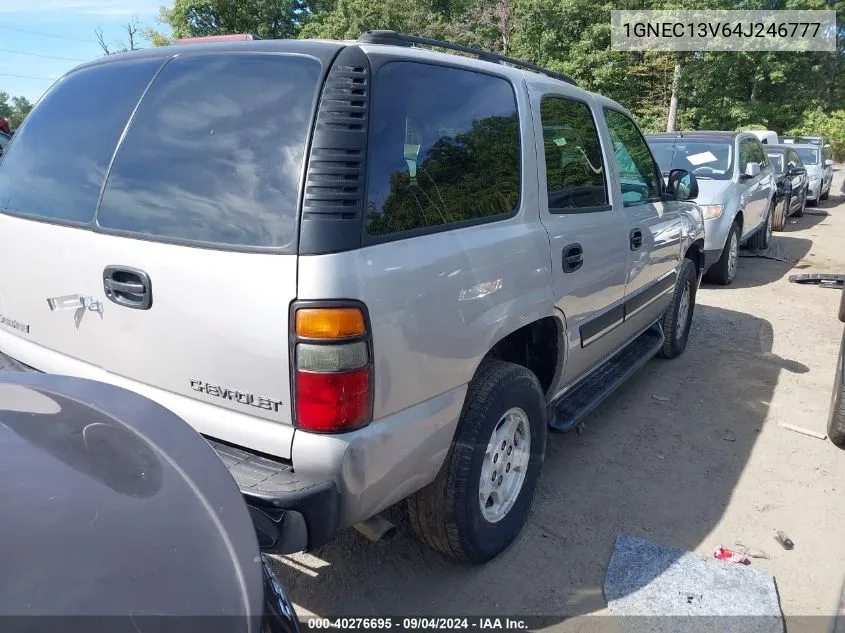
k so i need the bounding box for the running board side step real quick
[549,323,664,433]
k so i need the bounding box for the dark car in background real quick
[0,372,299,633]
[765,144,807,230]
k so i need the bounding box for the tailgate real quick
[0,50,327,457]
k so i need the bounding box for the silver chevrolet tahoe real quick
[0,31,704,563]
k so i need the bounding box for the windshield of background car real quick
[796,148,819,165]
[766,151,785,174]
[648,139,734,180]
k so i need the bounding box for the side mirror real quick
[666,169,699,201]
[825,159,834,167]
[741,162,761,179]
[789,166,806,176]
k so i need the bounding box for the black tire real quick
[821,188,829,201]
[773,197,788,231]
[407,360,547,563]
[794,188,806,218]
[829,331,845,448]
[660,258,698,359]
[749,201,773,251]
[705,221,740,286]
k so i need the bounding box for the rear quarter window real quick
[0,59,161,223]
[364,62,520,238]
[97,54,321,249]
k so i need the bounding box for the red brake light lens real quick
[295,368,370,433]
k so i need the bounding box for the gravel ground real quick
[270,171,845,630]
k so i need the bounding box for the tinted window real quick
[750,139,768,166]
[365,62,520,237]
[787,150,802,169]
[738,138,756,172]
[795,148,819,165]
[649,138,734,181]
[98,55,321,249]
[604,109,659,206]
[540,97,607,211]
[766,150,785,174]
[0,132,9,150]
[0,59,160,223]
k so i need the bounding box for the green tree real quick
[158,0,305,41]
[0,92,34,129]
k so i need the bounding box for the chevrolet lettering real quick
[0,315,30,334]
[190,380,284,413]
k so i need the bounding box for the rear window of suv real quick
[97,54,321,249]
[0,59,162,223]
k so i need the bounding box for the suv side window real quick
[97,54,322,249]
[365,62,520,238]
[787,150,801,170]
[603,109,660,206]
[751,139,768,167]
[0,59,161,223]
[738,138,757,173]
[540,97,607,212]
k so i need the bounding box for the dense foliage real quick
[4,0,836,153]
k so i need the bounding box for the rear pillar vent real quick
[299,47,371,255]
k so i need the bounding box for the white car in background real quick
[790,143,833,205]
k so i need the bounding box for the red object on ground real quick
[713,545,748,564]
[0,116,10,135]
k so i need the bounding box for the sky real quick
[0,0,172,104]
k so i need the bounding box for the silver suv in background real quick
[0,31,704,563]
[648,131,776,285]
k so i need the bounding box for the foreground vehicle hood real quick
[0,373,264,629]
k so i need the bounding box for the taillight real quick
[292,302,372,433]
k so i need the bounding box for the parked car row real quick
[645,130,833,285]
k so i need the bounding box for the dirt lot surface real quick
[270,172,845,630]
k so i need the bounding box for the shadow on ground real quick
[269,304,808,620]
[701,232,814,290]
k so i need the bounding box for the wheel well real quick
[484,318,559,394]
[734,209,744,234]
[685,239,705,275]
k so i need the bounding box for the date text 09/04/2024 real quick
[623,21,821,39]
[306,618,528,631]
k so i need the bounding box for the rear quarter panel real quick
[296,68,557,423]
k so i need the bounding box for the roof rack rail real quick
[357,30,577,86]
[173,33,260,44]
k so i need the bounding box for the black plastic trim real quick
[358,30,577,86]
[288,299,375,433]
[298,46,371,255]
[624,272,676,320]
[580,303,624,347]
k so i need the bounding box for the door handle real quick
[562,243,583,273]
[103,266,152,310]
[630,228,643,250]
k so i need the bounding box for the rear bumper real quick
[0,345,466,551]
[0,347,336,554]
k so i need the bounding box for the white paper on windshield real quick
[687,151,718,166]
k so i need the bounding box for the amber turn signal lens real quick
[296,308,366,339]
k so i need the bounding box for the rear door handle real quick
[630,228,643,250]
[103,266,152,310]
[562,243,583,273]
